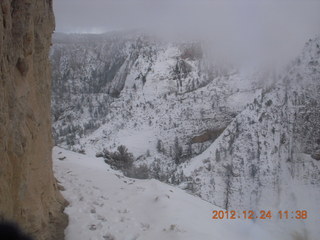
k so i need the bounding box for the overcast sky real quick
[53,0,320,65]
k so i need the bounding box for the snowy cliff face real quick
[51,32,259,168]
[51,32,320,212]
[181,37,320,210]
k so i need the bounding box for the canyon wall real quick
[0,0,67,239]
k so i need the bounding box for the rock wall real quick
[0,1,67,239]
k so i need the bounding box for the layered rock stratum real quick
[0,1,67,239]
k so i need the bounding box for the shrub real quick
[107,145,134,170]
[100,146,153,179]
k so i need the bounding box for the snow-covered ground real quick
[53,147,317,240]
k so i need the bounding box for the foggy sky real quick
[53,0,320,65]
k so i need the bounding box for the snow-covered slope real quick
[51,32,320,217]
[180,37,320,211]
[53,147,318,240]
[51,31,260,180]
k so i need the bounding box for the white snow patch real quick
[53,147,304,240]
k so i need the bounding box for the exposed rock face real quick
[0,1,67,239]
[191,128,225,144]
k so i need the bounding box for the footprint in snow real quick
[88,223,103,231]
[101,196,108,200]
[97,215,107,222]
[89,224,97,231]
[163,224,185,233]
[103,233,115,240]
[93,201,104,207]
[140,223,150,231]
[117,209,129,214]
